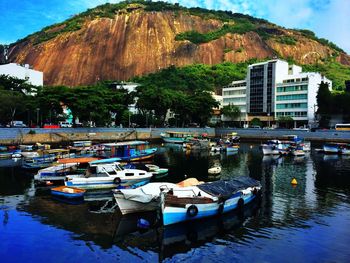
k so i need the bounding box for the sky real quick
[0,0,349,54]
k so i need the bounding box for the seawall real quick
[0,128,215,145]
[0,127,349,145]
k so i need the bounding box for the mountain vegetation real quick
[4,0,349,90]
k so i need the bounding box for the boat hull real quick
[162,191,257,226]
[161,137,187,144]
[65,177,150,190]
[51,187,85,199]
[114,192,159,215]
[323,145,339,154]
[262,145,279,155]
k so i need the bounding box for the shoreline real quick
[0,127,349,145]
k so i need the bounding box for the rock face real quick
[7,7,350,86]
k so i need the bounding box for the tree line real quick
[0,61,251,127]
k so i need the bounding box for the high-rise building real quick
[221,59,332,127]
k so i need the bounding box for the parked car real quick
[249,125,261,129]
[10,121,27,128]
[59,121,73,128]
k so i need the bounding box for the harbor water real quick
[1,143,350,262]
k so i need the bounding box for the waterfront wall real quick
[216,128,350,143]
[0,128,215,145]
[0,127,349,145]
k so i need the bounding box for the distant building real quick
[112,82,139,114]
[222,80,247,123]
[275,72,332,127]
[0,63,43,86]
[221,59,332,127]
[209,92,223,125]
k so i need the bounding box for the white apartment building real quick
[275,72,332,126]
[221,59,332,127]
[222,80,247,122]
[0,63,43,86]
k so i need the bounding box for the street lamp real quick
[36,108,40,127]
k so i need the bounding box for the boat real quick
[323,143,342,154]
[224,144,239,152]
[282,135,311,152]
[113,178,203,215]
[291,146,305,156]
[65,161,153,190]
[161,176,261,226]
[34,157,100,186]
[51,186,86,199]
[340,144,350,155]
[21,155,57,170]
[208,164,221,175]
[145,164,169,177]
[160,131,195,144]
[261,140,281,155]
[73,141,92,147]
[100,141,157,162]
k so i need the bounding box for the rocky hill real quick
[5,1,350,87]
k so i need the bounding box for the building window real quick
[277,85,308,93]
[276,103,308,109]
[276,94,308,100]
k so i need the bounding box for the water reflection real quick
[1,143,350,262]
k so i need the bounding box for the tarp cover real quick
[198,176,260,199]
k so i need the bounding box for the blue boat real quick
[160,131,195,144]
[51,186,86,199]
[101,141,157,162]
[161,176,261,226]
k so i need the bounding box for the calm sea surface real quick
[1,143,350,263]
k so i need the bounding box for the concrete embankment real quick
[0,127,349,145]
[216,128,350,143]
[0,128,215,145]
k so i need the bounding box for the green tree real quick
[316,81,332,127]
[221,104,241,121]
[277,116,294,128]
[250,117,262,127]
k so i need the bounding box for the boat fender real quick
[237,198,244,212]
[187,205,198,217]
[113,177,121,185]
[218,202,225,214]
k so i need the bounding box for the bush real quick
[28,130,36,135]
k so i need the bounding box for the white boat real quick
[113,178,203,215]
[291,149,305,156]
[323,143,340,154]
[65,162,152,190]
[21,151,40,159]
[208,164,221,175]
[340,145,350,155]
[161,176,261,226]
[113,182,178,214]
[261,143,280,155]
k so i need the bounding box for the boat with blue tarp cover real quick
[99,141,157,162]
[161,176,261,225]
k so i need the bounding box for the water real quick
[1,143,350,262]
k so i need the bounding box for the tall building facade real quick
[222,59,332,127]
